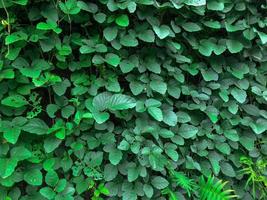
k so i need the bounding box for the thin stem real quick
[1,0,11,55]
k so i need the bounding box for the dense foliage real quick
[0,0,267,199]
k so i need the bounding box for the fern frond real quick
[199,175,237,200]
[170,170,197,197]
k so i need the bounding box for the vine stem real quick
[1,0,11,55]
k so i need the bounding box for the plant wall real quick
[0,0,267,199]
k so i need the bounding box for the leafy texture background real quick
[0,0,266,199]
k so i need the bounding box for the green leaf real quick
[198,39,214,56]
[153,25,170,39]
[207,1,224,10]
[77,1,98,13]
[159,129,174,138]
[143,184,154,198]
[185,0,206,6]
[0,158,18,178]
[40,187,56,200]
[226,39,243,53]
[220,162,236,177]
[52,79,71,96]
[151,176,169,189]
[10,146,32,161]
[182,22,201,32]
[150,80,167,94]
[120,60,135,73]
[3,127,21,144]
[216,143,231,155]
[115,14,129,27]
[22,118,49,135]
[44,137,62,153]
[137,30,155,42]
[231,87,247,103]
[93,92,112,111]
[109,148,122,165]
[120,34,138,47]
[105,53,121,67]
[24,169,43,186]
[163,109,178,126]
[59,0,80,15]
[201,69,218,81]
[45,170,59,187]
[147,107,163,121]
[127,166,139,182]
[55,179,67,193]
[103,27,118,42]
[224,129,239,142]
[1,94,28,108]
[5,31,28,45]
[249,119,267,134]
[179,124,198,139]
[13,0,28,5]
[177,111,191,123]
[107,94,136,110]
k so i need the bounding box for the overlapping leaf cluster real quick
[0,0,267,199]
